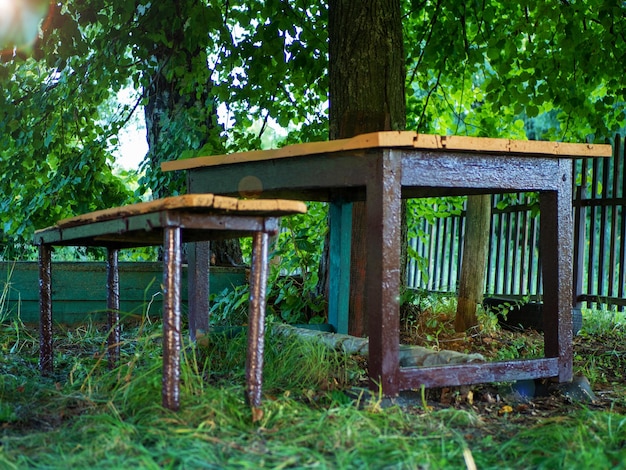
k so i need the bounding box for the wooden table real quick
[163,131,611,395]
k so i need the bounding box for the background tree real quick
[0,0,327,258]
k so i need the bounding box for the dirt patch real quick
[394,308,626,422]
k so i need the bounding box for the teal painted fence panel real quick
[0,262,247,324]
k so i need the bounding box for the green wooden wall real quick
[0,262,247,324]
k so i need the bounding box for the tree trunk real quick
[144,62,187,198]
[455,195,492,332]
[142,15,241,265]
[327,0,406,337]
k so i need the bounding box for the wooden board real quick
[161,131,612,172]
[36,194,307,231]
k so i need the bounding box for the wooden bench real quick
[33,194,307,411]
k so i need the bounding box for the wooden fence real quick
[407,135,626,311]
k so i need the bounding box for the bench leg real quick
[106,248,120,369]
[328,201,352,334]
[246,231,269,410]
[187,241,210,341]
[38,242,53,375]
[366,151,402,396]
[162,226,182,411]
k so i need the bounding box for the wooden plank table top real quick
[34,194,307,248]
[161,131,611,172]
[40,194,307,230]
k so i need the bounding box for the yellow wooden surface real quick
[161,131,613,172]
[36,194,307,231]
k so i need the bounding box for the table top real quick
[161,131,612,172]
[36,194,307,232]
[34,194,306,247]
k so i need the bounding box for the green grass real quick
[0,308,625,469]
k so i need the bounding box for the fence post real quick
[455,194,491,331]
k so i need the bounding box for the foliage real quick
[0,312,625,468]
[403,0,626,141]
[1,3,133,244]
[0,0,329,248]
[3,1,623,247]
[401,0,626,281]
[208,284,250,327]
[2,0,626,319]
[266,202,327,324]
[210,202,328,326]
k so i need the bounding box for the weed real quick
[209,285,250,327]
[0,261,19,324]
[580,307,626,336]
[0,301,624,468]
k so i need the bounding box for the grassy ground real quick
[0,306,625,469]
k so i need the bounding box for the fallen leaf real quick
[251,407,264,423]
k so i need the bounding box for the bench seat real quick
[34,194,307,412]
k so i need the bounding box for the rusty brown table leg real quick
[38,242,53,375]
[366,150,402,396]
[540,159,574,382]
[245,231,270,409]
[162,225,182,411]
[106,248,120,369]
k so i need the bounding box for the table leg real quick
[328,201,352,334]
[367,150,402,396]
[38,242,53,375]
[246,231,269,409]
[163,226,182,411]
[539,159,574,382]
[106,248,120,369]
[188,241,210,341]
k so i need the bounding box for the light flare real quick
[0,0,50,50]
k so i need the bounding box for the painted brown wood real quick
[365,150,403,392]
[399,358,559,389]
[166,134,595,396]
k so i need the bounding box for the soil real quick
[389,308,626,424]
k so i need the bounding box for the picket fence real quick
[407,135,626,311]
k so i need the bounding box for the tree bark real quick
[455,195,492,332]
[142,3,241,265]
[327,0,406,337]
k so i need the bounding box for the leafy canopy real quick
[0,0,624,248]
[404,0,626,139]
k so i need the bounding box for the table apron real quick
[187,151,567,198]
[400,152,565,191]
[187,155,373,199]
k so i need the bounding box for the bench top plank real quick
[161,131,612,172]
[36,194,307,232]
